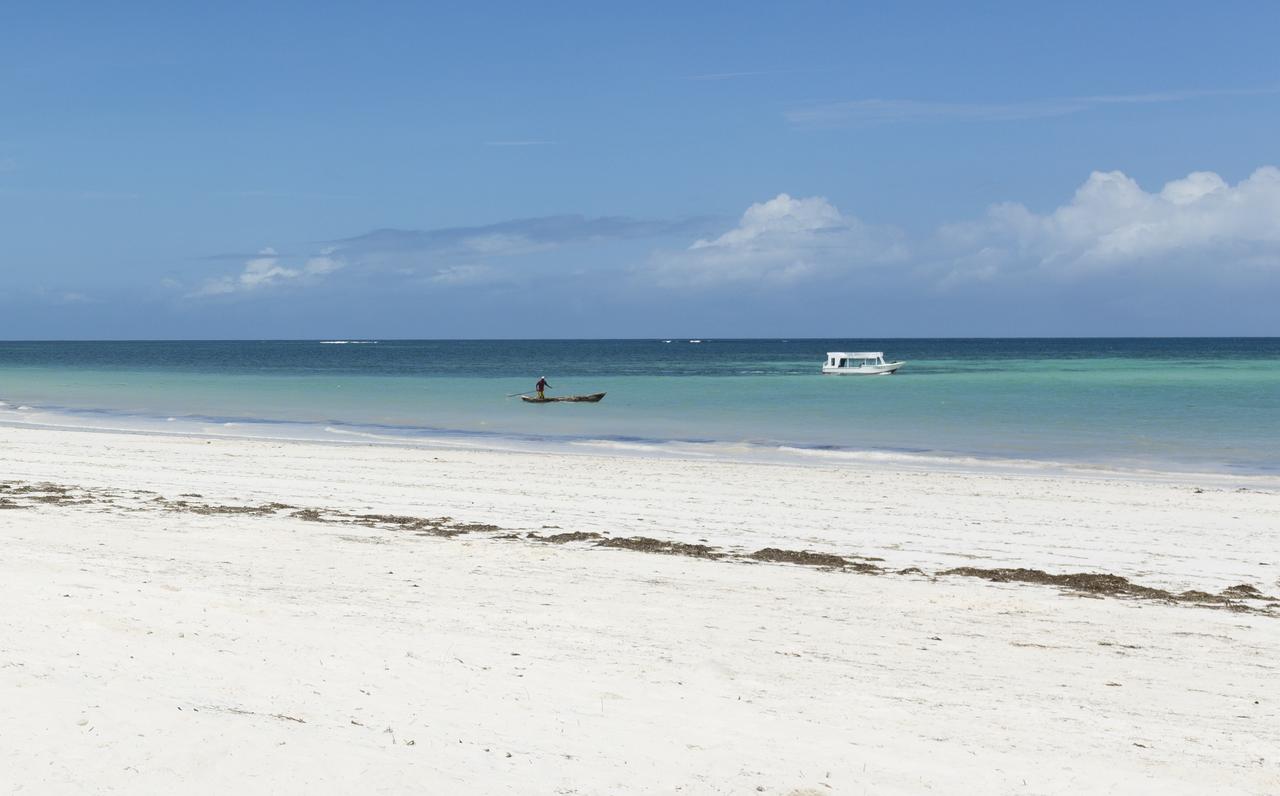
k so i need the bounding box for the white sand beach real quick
[2,425,1278,794]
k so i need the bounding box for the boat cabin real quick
[821,351,904,375]
[826,352,888,368]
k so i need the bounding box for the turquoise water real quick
[1,339,1278,472]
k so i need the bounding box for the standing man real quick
[535,376,551,399]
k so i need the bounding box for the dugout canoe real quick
[520,392,606,403]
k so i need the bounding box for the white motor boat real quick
[822,351,904,375]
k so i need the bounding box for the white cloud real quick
[236,248,296,289]
[303,248,344,275]
[937,166,1280,281]
[692,194,843,249]
[181,167,1280,302]
[646,169,1280,290]
[192,246,345,296]
[647,193,905,286]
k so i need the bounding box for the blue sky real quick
[2,1,1278,338]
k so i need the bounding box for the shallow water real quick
[1,338,1278,472]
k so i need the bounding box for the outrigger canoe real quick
[521,392,606,403]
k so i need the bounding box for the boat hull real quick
[521,392,607,403]
[821,362,904,376]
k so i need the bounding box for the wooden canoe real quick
[520,392,606,403]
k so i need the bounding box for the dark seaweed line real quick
[3,480,1277,615]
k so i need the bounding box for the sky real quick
[2,0,1279,338]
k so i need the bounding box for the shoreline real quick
[4,423,1279,792]
[4,402,1280,486]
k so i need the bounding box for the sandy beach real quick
[2,424,1278,794]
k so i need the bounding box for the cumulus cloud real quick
[937,166,1280,282]
[645,169,1280,290]
[647,193,906,286]
[183,166,1279,303]
[193,247,345,296]
[302,249,344,275]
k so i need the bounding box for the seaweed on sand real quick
[750,547,881,572]
[596,536,722,559]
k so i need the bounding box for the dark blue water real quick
[1,338,1277,376]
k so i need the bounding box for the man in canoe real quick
[535,376,551,399]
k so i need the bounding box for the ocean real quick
[1,338,1278,473]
